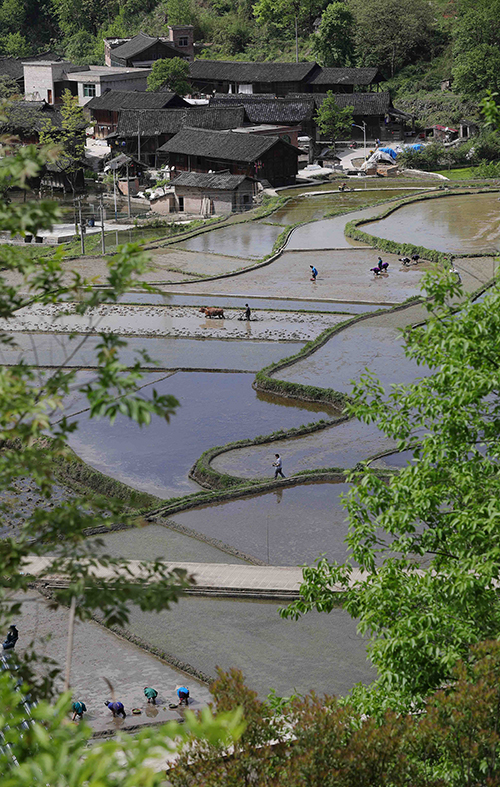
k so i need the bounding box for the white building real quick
[23,62,151,106]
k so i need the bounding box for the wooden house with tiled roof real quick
[189,60,384,97]
[110,106,246,166]
[86,89,189,137]
[0,100,62,143]
[158,127,298,186]
[107,33,181,68]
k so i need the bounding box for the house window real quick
[83,83,96,97]
[178,36,188,47]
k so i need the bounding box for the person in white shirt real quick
[273,453,285,479]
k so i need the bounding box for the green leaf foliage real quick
[147,57,191,95]
[283,270,500,705]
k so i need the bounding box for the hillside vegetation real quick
[2,0,499,126]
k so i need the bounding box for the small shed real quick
[153,171,256,215]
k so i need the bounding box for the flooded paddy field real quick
[0,303,346,343]
[175,221,284,259]
[65,371,333,498]
[118,292,388,314]
[270,188,422,226]
[92,524,248,564]
[169,480,350,566]
[278,304,429,393]
[163,248,427,304]
[17,591,211,732]
[212,416,397,479]
[1,333,302,370]
[146,247,249,277]
[123,595,375,698]
[365,192,500,254]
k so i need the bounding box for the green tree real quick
[315,91,354,150]
[0,32,30,57]
[169,643,500,786]
[0,74,19,98]
[452,0,500,99]
[312,2,355,67]
[348,0,434,76]
[39,89,86,196]
[253,0,321,62]
[282,271,500,705]
[166,0,195,25]
[147,57,190,95]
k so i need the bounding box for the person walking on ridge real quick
[273,454,285,479]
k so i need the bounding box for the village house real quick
[158,127,299,187]
[23,61,150,107]
[189,61,383,97]
[290,91,412,142]
[109,106,246,166]
[150,171,256,216]
[104,28,195,67]
[209,94,316,140]
[86,90,190,138]
[0,100,62,144]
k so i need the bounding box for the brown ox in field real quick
[199,307,225,319]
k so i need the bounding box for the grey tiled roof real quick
[171,171,251,189]
[110,33,178,60]
[0,57,24,82]
[291,91,392,114]
[307,67,380,85]
[117,106,245,136]
[0,101,62,133]
[158,127,298,161]
[86,91,187,111]
[190,60,317,83]
[209,95,315,124]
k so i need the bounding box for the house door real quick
[47,89,52,104]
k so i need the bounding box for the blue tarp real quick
[406,144,424,151]
[379,147,397,159]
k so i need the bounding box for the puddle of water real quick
[66,372,333,498]
[0,333,303,371]
[171,480,350,566]
[117,292,388,314]
[91,524,247,564]
[124,596,375,698]
[175,222,283,259]
[365,192,500,254]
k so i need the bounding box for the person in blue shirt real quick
[105,700,126,718]
[176,686,190,706]
[310,265,318,281]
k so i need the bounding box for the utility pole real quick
[99,195,105,253]
[63,595,77,693]
[126,161,131,219]
[113,168,118,222]
[77,198,85,255]
[137,114,141,162]
[295,15,298,63]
